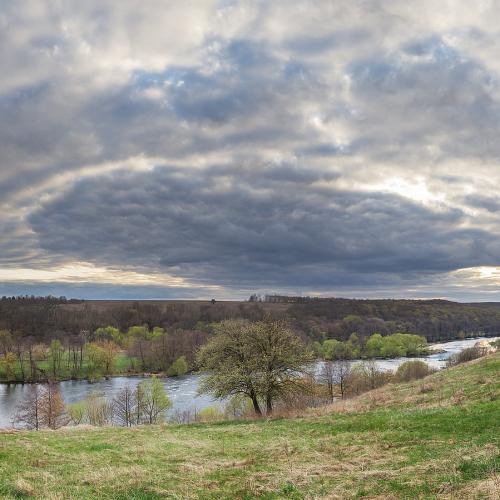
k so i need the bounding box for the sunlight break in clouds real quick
[1,0,500,300]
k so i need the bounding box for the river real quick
[0,336,497,428]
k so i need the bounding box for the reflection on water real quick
[0,373,217,428]
[0,336,497,428]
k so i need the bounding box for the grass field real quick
[0,353,499,499]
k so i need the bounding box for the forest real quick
[2,295,500,342]
[1,295,499,382]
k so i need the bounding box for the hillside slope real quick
[0,354,499,499]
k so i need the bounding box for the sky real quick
[1,0,500,301]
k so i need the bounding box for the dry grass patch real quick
[13,478,36,497]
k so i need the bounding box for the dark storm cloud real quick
[27,165,496,291]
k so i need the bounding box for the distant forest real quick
[1,294,500,344]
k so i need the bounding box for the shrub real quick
[446,346,487,367]
[167,356,188,376]
[75,392,113,426]
[395,360,433,382]
[347,361,392,395]
[197,406,223,422]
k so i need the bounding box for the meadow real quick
[0,352,498,499]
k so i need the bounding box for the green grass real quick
[0,354,499,499]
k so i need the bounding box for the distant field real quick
[1,353,498,499]
[60,299,291,312]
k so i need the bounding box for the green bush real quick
[167,356,188,376]
[197,406,223,422]
[395,360,433,382]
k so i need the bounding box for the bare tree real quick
[12,385,44,430]
[39,382,67,429]
[12,332,26,381]
[113,386,136,427]
[319,361,336,402]
[333,360,352,399]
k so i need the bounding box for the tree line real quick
[314,332,429,360]
[0,325,195,383]
[2,296,500,348]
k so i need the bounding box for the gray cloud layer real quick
[2,1,500,299]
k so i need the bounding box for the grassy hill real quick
[0,354,499,499]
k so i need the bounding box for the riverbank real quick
[1,352,498,498]
[0,335,494,385]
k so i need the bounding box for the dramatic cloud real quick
[2,0,500,299]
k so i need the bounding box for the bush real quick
[447,347,487,367]
[347,361,392,396]
[395,360,433,382]
[167,356,188,376]
[197,406,223,422]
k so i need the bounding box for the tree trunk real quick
[266,396,273,415]
[250,393,262,416]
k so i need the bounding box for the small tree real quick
[333,360,352,399]
[39,383,67,429]
[197,406,223,422]
[95,340,119,375]
[447,346,487,367]
[85,342,107,380]
[94,326,122,345]
[12,385,44,430]
[0,330,13,356]
[356,360,386,390]
[197,319,312,415]
[1,351,18,381]
[113,386,136,427]
[319,361,336,402]
[365,334,383,358]
[49,340,64,378]
[135,382,145,425]
[138,376,171,424]
[127,326,151,369]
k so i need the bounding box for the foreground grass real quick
[0,354,499,499]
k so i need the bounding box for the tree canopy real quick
[197,319,312,415]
